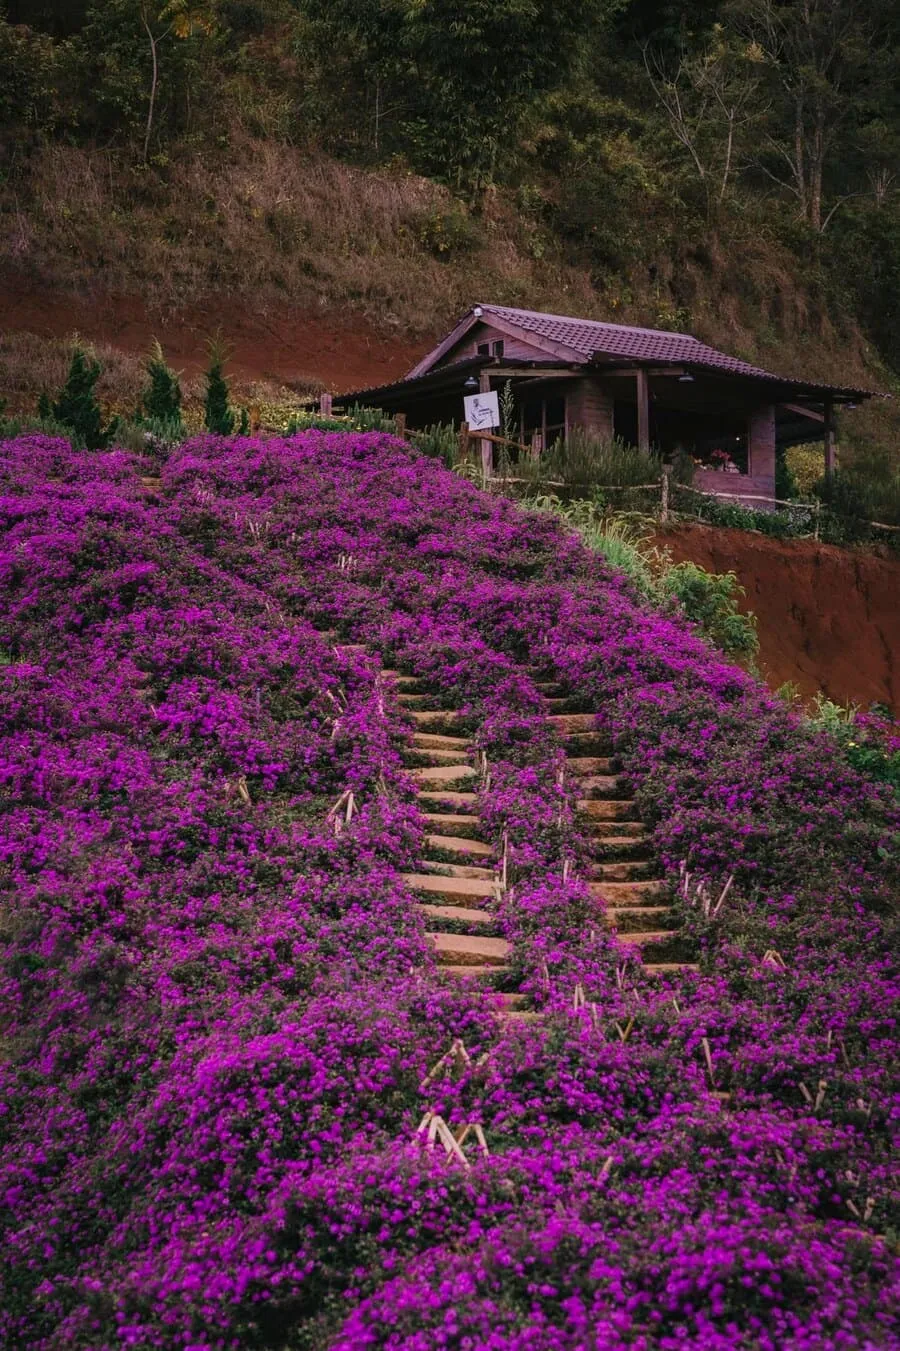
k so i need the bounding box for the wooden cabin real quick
[334,304,875,501]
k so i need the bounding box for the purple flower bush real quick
[1,431,897,1348]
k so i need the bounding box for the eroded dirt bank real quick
[657,523,899,711]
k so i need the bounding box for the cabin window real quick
[491,340,505,357]
[477,343,490,356]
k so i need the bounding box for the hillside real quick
[1,430,897,1347]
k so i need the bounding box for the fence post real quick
[394,412,407,437]
[320,392,333,417]
[457,421,471,466]
[660,465,671,523]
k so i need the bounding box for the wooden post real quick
[660,464,670,522]
[320,392,333,417]
[478,369,493,478]
[636,369,650,452]
[823,396,836,478]
[394,412,407,437]
[457,420,471,466]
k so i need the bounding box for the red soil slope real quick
[658,524,900,712]
[0,278,421,390]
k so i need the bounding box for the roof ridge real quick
[479,303,696,341]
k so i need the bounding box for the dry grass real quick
[1,136,897,457]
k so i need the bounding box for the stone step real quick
[417,790,479,809]
[547,713,598,733]
[425,833,493,859]
[382,671,420,687]
[333,643,368,653]
[421,813,483,838]
[566,756,615,775]
[534,681,565,694]
[409,763,476,787]
[578,774,626,798]
[430,932,511,966]
[441,964,511,980]
[590,880,666,903]
[398,693,442,707]
[504,1010,544,1023]
[645,962,700,975]
[402,872,498,901]
[614,930,676,947]
[408,710,467,731]
[579,799,641,821]
[589,816,645,837]
[544,698,592,712]
[420,860,496,881]
[412,732,472,750]
[591,860,655,881]
[606,905,675,932]
[401,748,471,769]
[418,902,495,927]
[564,732,613,754]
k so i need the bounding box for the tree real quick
[726,0,882,231]
[203,337,236,434]
[140,0,216,160]
[42,345,115,449]
[139,339,183,423]
[643,27,766,210]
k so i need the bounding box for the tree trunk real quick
[142,10,159,163]
[809,111,825,232]
[793,94,807,223]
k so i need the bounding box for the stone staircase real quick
[538,677,697,977]
[384,670,534,1020]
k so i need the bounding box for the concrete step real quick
[418,902,495,927]
[417,790,479,809]
[409,764,477,787]
[566,756,615,775]
[431,932,510,966]
[401,747,471,768]
[547,713,598,734]
[534,681,566,694]
[504,1010,544,1022]
[421,813,483,839]
[403,872,497,901]
[412,732,472,750]
[382,671,421,687]
[590,880,666,904]
[420,860,496,881]
[398,693,443,708]
[425,833,493,859]
[579,799,641,821]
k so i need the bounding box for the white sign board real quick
[463,390,499,431]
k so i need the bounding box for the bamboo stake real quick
[701,1036,715,1084]
[420,1038,471,1090]
[711,874,734,916]
[572,983,586,1011]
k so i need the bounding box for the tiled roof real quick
[475,305,868,394]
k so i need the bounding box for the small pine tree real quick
[45,345,113,450]
[204,337,236,435]
[140,340,182,424]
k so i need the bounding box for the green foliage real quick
[807,696,900,793]
[533,495,759,661]
[517,430,665,490]
[410,422,457,468]
[203,339,235,435]
[786,443,824,496]
[660,561,759,660]
[139,340,183,425]
[41,345,115,450]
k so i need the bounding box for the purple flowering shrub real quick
[1,431,897,1348]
